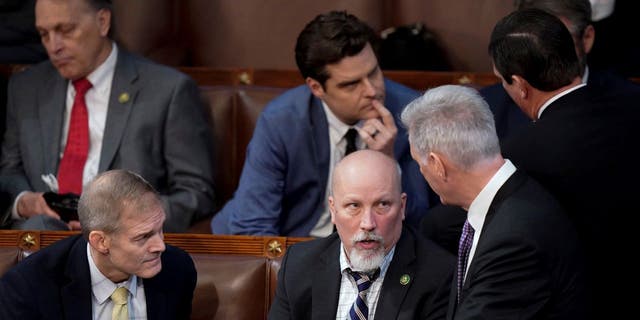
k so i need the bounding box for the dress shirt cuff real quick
[11,191,28,220]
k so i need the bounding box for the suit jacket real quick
[212,79,436,236]
[269,226,454,320]
[480,68,640,141]
[501,86,640,319]
[448,170,587,320]
[0,234,197,319]
[0,49,215,232]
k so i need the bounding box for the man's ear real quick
[428,152,447,181]
[582,24,595,54]
[306,77,325,99]
[328,196,336,224]
[511,75,529,100]
[89,230,109,255]
[96,9,111,37]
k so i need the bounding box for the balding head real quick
[329,150,406,272]
[332,149,402,198]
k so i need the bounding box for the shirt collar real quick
[537,83,586,119]
[467,159,516,232]
[87,242,139,304]
[322,100,362,140]
[582,65,589,84]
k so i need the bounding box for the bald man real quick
[269,150,454,320]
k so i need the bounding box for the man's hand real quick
[17,192,61,220]
[357,100,397,157]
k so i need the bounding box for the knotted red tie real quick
[57,78,92,194]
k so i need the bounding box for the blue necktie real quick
[347,268,380,320]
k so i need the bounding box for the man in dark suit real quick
[401,84,587,319]
[212,11,436,237]
[481,0,640,141]
[0,169,197,319]
[269,150,454,319]
[0,0,214,232]
[490,9,640,319]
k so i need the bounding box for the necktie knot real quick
[111,287,128,305]
[347,268,380,320]
[72,78,92,96]
[344,128,358,156]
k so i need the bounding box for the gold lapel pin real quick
[400,274,410,285]
[118,92,130,104]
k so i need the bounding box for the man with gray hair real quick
[402,85,586,319]
[0,169,197,319]
[269,150,453,320]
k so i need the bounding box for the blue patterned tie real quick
[457,220,475,303]
[347,268,380,320]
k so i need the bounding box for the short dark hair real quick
[295,11,377,86]
[489,8,581,91]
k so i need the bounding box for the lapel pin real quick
[118,92,130,104]
[400,274,410,285]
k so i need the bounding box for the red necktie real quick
[57,78,92,194]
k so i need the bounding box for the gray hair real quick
[400,85,500,170]
[78,170,161,238]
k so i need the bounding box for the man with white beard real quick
[269,150,454,320]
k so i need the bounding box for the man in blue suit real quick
[0,170,197,319]
[212,11,436,237]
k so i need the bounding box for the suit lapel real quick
[60,236,92,320]
[309,96,330,190]
[311,235,341,320]
[99,50,139,172]
[374,229,416,319]
[460,170,528,296]
[38,72,67,176]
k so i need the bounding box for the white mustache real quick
[351,231,383,245]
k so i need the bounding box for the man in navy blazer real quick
[0,170,197,319]
[269,150,453,319]
[0,0,214,232]
[491,8,640,319]
[402,85,587,319]
[481,0,640,141]
[212,11,435,237]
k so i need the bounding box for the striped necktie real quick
[347,268,380,320]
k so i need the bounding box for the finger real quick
[354,126,376,142]
[371,100,395,128]
[39,198,61,220]
[68,220,82,230]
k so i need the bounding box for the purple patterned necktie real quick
[457,220,475,303]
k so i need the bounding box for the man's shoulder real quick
[261,85,313,115]
[383,78,420,111]
[285,235,338,264]
[9,59,58,84]
[6,235,85,278]
[159,244,195,271]
[118,50,191,83]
